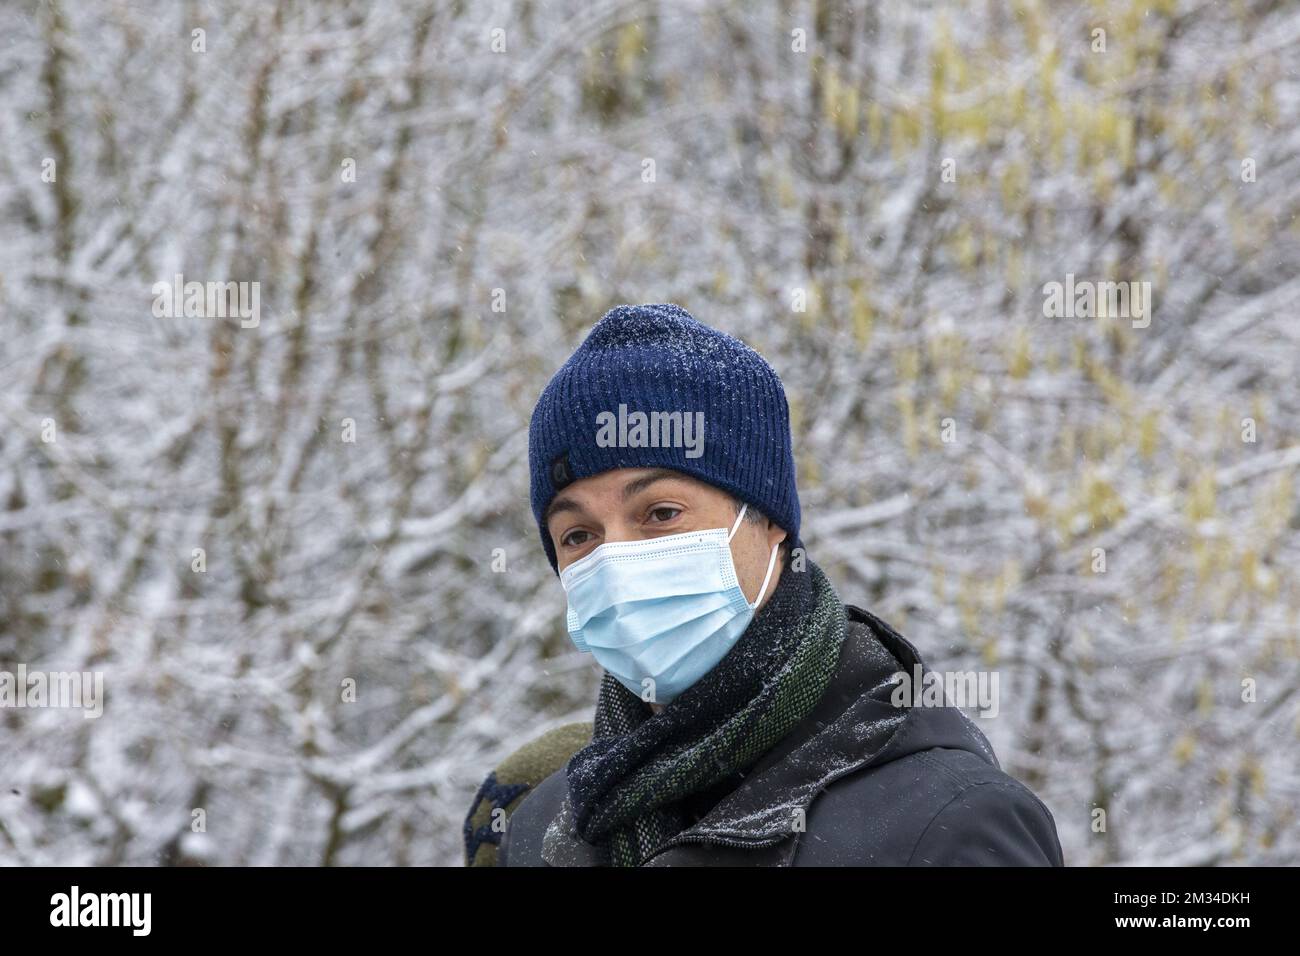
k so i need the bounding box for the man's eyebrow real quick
[543,495,584,526]
[621,469,687,501]
[545,470,688,526]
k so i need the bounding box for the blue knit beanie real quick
[528,303,801,572]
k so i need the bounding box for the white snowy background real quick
[1,0,1297,865]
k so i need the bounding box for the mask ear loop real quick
[729,503,781,610]
[749,541,781,610]
[727,503,748,542]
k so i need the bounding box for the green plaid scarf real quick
[564,557,847,866]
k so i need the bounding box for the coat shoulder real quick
[462,721,592,866]
[794,746,1064,866]
[908,765,1064,866]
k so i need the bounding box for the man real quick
[463,303,1063,867]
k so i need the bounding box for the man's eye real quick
[562,530,592,548]
[648,507,681,523]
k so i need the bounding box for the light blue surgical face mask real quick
[558,504,781,705]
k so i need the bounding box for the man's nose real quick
[599,520,638,544]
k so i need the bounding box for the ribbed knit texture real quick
[529,303,802,572]
[563,558,847,867]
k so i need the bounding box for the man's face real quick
[544,467,787,608]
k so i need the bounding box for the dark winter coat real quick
[477,604,1064,866]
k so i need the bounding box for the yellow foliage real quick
[1257,83,1276,125]
[833,225,851,268]
[890,112,908,161]
[1047,97,1066,166]
[821,65,840,129]
[1000,162,1027,213]
[775,168,797,209]
[867,100,883,147]
[1117,113,1134,171]
[1009,82,1028,126]
[1242,548,1258,592]
[615,21,643,76]
[1082,469,1126,529]
[982,637,999,667]
[1192,538,1212,584]
[851,287,874,348]
[1091,164,1113,205]
[799,451,821,489]
[839,83,860,141]
[1157,171,1179,204]
[1038,44,1058,105]
[895,346,920,384]
[955,224,976,273]
[1248,757,1266,797]
[1258,473,1293,544]
[1197,678,1214,715]
[1187,469,1217,522]
[1005,246,1023,288]
[939,366,963,408]
[1138,409,1160,459]
[1015,0,1041,50]
[1008,326,1032,379]
[992,558,1021,612]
